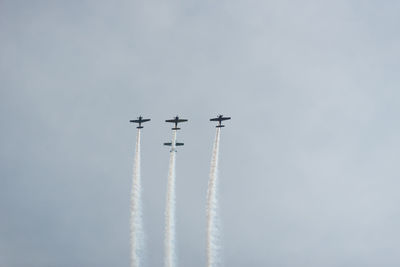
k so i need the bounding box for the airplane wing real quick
[165,119,175,123]
[177,119,188,123]
[164,142,172,146]
[130,120,139,123]
[176,143,184,146]
[220,117,231,121]
[210,117,231,121]
[141,119,150,122]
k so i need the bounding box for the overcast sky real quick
[1,1,400,266]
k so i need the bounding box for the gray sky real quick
[1,0,400,266]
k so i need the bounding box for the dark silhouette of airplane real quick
[163,141,184,152]
[130,116,150,129]
[165,116,188,130]
[210,115,231,127]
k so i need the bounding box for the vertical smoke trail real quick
[130,129,144,267]
[165,131,177,267]
[207,128,221,267]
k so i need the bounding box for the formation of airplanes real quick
[129,115,231,151]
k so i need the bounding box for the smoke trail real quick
[165,131,177,267]
[206,128,221,267]
[130,129,144,267]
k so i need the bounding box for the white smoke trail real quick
[130,129,144,267]
[207,128,221,267]
[165,131,177,267]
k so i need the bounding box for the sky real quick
[1,0,400,266]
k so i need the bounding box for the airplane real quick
[210,115,231,127]
[165,116,188,130]
[130,116,151,129]
[164,141,184,152]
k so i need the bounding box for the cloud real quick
[1,0,400,266]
